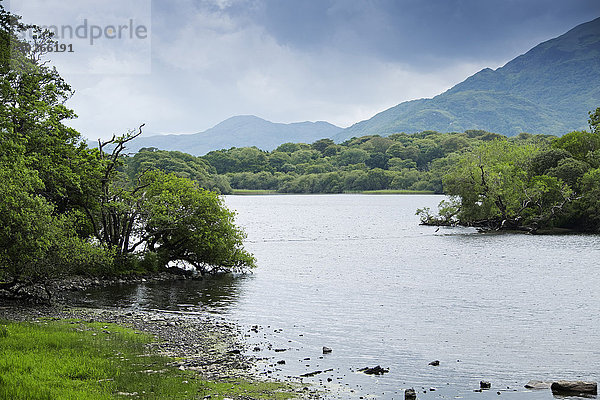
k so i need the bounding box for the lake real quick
[74,194,600,399]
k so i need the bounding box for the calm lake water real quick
[75,195,600,399]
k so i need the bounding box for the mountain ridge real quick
[118,115,343,156]
[334,16,600,141]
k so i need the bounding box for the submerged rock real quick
[524,380,552,389]
[322,346,332,354]
[405,388,417,400]
[480,381,492,389]
[358,365,389,375]
[551,380,597,395]
[428,360,440,366]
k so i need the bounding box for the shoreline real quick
[230,189,438,195]
[0,301,320,399]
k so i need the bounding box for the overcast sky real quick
[7,0,600,140]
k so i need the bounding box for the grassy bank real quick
[0,319,297,400]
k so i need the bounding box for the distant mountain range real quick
[118,115,343,155]
[113,17,600,155]
[335,16,600,141]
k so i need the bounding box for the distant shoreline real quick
[230,189,437,195]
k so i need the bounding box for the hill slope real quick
[336,17,600,141]
[121,115,343,155]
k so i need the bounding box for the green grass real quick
[0,319,298,400]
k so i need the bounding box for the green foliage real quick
[552,130,600,160]
[138,171,256,274]
[576,168,600,231]
[527,148,572,176]
[546,157,590,188]
[200,129,554,194]
[426,108,600,232]
[0,6,115,295]
[125,148,231,193]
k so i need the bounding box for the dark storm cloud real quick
[227,0,600,63]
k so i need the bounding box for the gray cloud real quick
[7,0,598,141]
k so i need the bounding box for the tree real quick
[552,130,600,161]
[0,5,113,297]
[527,148,572,176]
[441,140,573,230]
[311,138,335,153]
[337,148,369,166]
[576,168,600,231]
[125,148,231,194]
[546,158,590,188]
[88,130,256,274]
[137,171,255,274]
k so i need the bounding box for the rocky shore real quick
[0,303,254,381]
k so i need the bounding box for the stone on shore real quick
[480,381,491,389]
[322,346,332,354]
[550,380,597,395]
[428,360,440,366]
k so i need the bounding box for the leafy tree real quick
[385,143,419,162]
[527,148,572,176]
[268,151,291,171]
[576,168,600,230]
[552,130,600,161]
[137,171,255,274]
[275,142,309,153]
[546,157,590,188]
[441,140,566,229]
[290,149,319,164]
[365,152,390,169]
[360,136,394,153]
[0,4,257,298]
[89,131,256,274]
[311,138,335,153]
[125,148,231,193]
[0,5,114,297]
[337,148,369,166]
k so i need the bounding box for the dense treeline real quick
[419,108,600,233]
[135,129,552,194]
[202,131,522,193]
[0,7,254,299]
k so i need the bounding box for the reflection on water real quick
[70,274,251,313]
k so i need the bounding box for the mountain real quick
[335,17,600,141]
[120,115,343,155]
